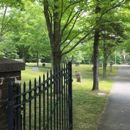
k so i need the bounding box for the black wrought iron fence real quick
[6,62,73,130]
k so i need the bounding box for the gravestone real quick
[75,71,82,82]
[32,67,39,72]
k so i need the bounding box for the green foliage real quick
[72,50,85,63]
[0,0,50,60]
[41,55,52,63]
[0,31,19,58]
[0,0,23,8]
[111,52,122,64]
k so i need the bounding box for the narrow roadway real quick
[97,65,130,130]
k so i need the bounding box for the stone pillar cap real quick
[0,57,25,72]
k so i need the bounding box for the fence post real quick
[8,82,14,130]
[68,62,73,130]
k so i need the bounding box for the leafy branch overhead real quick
[44,0,126,58]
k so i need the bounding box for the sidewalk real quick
[97,65,130,130]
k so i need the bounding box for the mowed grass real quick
[72,64,118,77]
[21,66,50,83]
[72,76,113,130]
[21,63,118,130]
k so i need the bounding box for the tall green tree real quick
[0,4,19,58]
[43,0,96,68]
[92,0,126,90]
[120,2,130,55]
[0,1,50,62]
[100,25,124,78]
[43,0,127,91]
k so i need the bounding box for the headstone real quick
[75,71,82,82]
[32,67,39,72]
[75,62,80,66]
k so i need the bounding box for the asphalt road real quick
[97,65,130,130]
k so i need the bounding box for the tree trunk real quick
[110,64,113,72]
[102,48,108,78]
[52,50,62,94]
[22,51,25,62]
[0,6,7,39]
[103,57,107,79]
[36,51,39,67]
[109,56,113,72]
[92,3,101,91]
[92,29,99,91]
[52,50,62,69]
[44,0,62,94]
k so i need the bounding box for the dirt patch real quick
[86,90,107,96]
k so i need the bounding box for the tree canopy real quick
[0,0,130,90]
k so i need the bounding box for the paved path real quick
[97,65,130,130]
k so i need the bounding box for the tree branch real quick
[61,31,83,52]
[97,0,125,24]
[60,8,77,38]
[62,0,125,56]
[43,0,54,45]
[0,6,7,38]
[62,24,97,56]
[60,0,63,21]
[53,0,61,45]
[61,1,81,16]
[60,10,82,46]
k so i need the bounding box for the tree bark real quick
[44,0,62,94]
[110,63,113,72]
[36,51,39,67]
[103,56,107,79]
[52,50,62,69]
[44,0,62,68]
[92,4,101,91]
[92,29,99,90]
[102,45,107,78]
[0,6,7,40]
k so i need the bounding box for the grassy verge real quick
[72,64,118,129]
[21,63,118,130]
[72,76,113,130]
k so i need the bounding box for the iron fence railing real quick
[6,62,73,130]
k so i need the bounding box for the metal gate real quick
[6,62,73,130]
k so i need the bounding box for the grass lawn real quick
[22,63,118,130]
[72,76,113,130]
[72,64,118,77]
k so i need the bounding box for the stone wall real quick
[0,57,25,130]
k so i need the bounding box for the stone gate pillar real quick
[0,57,25,130]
